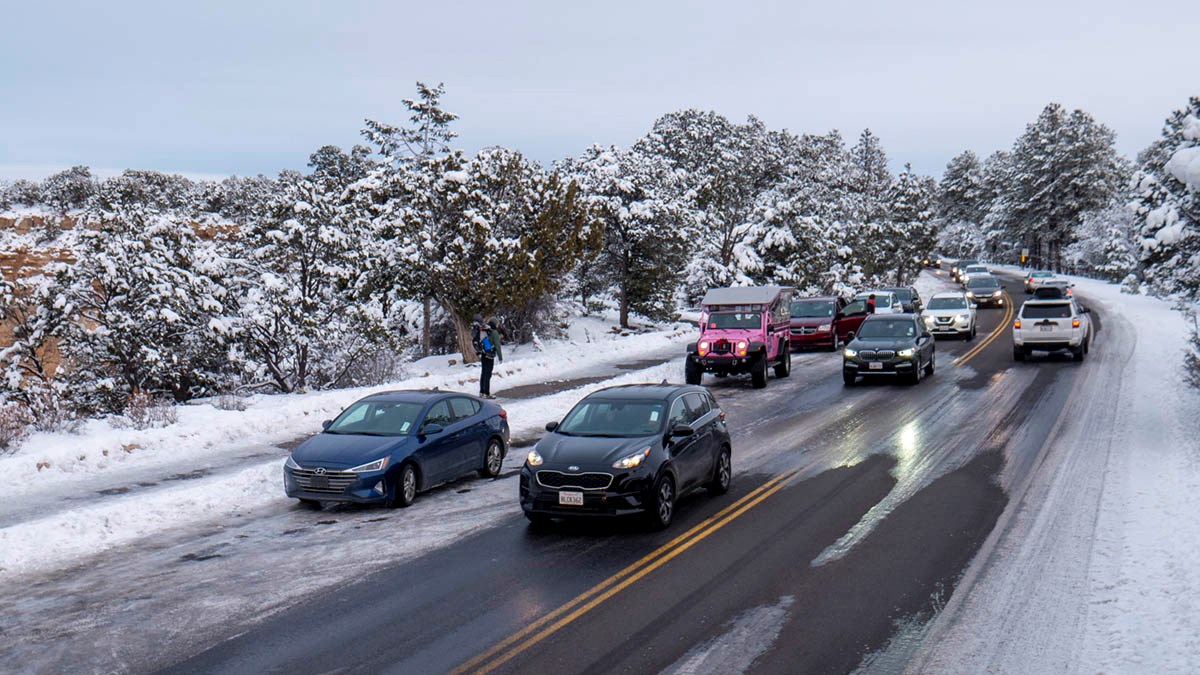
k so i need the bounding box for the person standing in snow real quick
[473,315,504,399]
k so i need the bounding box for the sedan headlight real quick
[613,447,651,470]
[843,347,857,358]
[992,290,1002,297]
[526,450,544,467]
[285,454,301,470]
[348,457,389,473]
[897,348,916,358]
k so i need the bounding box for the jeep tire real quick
[685,359,702,385]
[751,355,768,389]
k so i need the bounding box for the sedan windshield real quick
[707,312,761,329]
[326,401,424,436]
[790,300,835,318]
[927,296,968,310]
[967,279,1000,290]
[557,400,666,437]
[857,319,917,339]
[883,288,913,303]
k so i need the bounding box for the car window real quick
[791,300,835,318]
[449,397,481,421]
[843,300,867,315]
[327,401,424,436]
[707,312,761,329]
[424,400,453,426]
[667,398,689,426]
[927,296,967,309]
[684,393,710,422]
[705,391,720,412]
[857,318,917,338]
[557,400,665,437]
[1021,303,1072,319]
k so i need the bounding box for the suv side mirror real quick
[669,423,694,437]
[545,421,559,432]
[922,331,932,339]
[322,420,333,430]
[420,422,444,436]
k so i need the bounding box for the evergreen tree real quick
[937,150,986,226]
[40,166,97,214]
[848,129,894,223]
[885,164,938,283]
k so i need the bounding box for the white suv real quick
[923,292,978,339]
[1012,298,1092,361]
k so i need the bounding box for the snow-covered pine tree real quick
[848,129,894,224]
[1064,204,1139,281]
[998,103,1125,269]
[1130,97,1200,297]
[937,150,986,227]
[0,272,74,430]
[51,200,235,413]
[568,145,691,326]
[885,164,938,284]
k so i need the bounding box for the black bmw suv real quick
[842,314,935,385]
[520,384,731,529]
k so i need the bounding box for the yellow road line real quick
[954,292,1014,366]
[450,468,801,675]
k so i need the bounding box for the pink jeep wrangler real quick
[685,286,794,389]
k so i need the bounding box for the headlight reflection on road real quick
[896,420,920,467]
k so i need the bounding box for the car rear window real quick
[449,397,481,420]
[1021,303,1072,319]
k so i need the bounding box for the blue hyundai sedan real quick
[284,390,509,508]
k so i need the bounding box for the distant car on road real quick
[1013,298,1092,361]
[965,275,1005,308]
[854,290,904,314]
[951,259,980,283]
[960,265,992,285]
[1024,270,1059,294]
[686,285,793,388]
[880,286,924,313]
[789,296,846,351]
[922,291,978,339]
[842,314,936,386]
[1032,279,1073,299]
[284,390,509,508]
[520,384,731,529]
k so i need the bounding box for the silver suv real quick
[923,291,978,339]
[1012,298,1093,361]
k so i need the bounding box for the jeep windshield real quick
[707,312,761,329]
[927,296,968,310]
[790,300,835,318]
[857,319,917,339]
[556,400,666,437]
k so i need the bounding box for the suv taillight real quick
[1072,318,1080,328]
[1014,319,1021,329]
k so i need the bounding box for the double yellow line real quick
[451,467,804,674]
[954,292,1014,366]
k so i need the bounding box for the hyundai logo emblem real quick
[314,467,327,476]
[568,466,580,472]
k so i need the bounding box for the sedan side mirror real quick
[322,420,333,430]
[420,422,444,436]
[545,421,559,432]
[669,423,695,437]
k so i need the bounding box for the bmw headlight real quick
[526,450,544,467]
[285,454,301,470]
[843,347,857,358]
[348,457,389,473]
[897,348,916,358]
[613,447,651,470]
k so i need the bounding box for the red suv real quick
[789,296,846,351]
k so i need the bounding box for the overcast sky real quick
[1,0,1195,182]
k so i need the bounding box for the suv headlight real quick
[349,457,389,473]
[957,313,971,322]
[285,455,301,470]
[843,347,857,358]
[613,447,651,470]
[526,450,544,467]
[897,348,915,358]
[992,290,1002,297]
[817,323,832,332]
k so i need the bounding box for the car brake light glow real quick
[1072,318,1080,328]
[498,408,508,419]
[719,410,726,422]
[1014,319,1021,329]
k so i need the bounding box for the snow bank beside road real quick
[910,272,1200,673]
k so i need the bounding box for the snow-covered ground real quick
[0,316,692,577]
[909,269,1200,673]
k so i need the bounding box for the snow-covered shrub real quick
[211,394,248,411]
[41,166,97,214]
[0,402,30,454]
[112,391,178,430]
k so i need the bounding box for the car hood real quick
[292,432,410,468]
[535,434,659,467]
[790,317,834,328]
[924,308,969,318]
[848,337,916,351]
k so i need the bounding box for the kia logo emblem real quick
[568,466,580,472]
[314,467,327,476]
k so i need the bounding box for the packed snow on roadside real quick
[910,270,1200,673]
